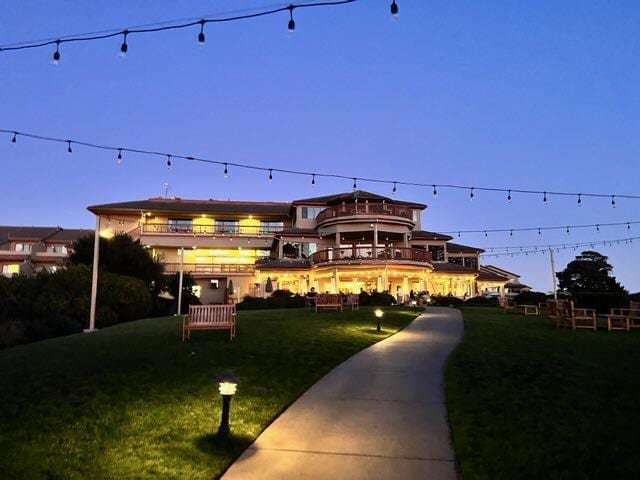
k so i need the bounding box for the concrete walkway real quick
[222,307,463,480]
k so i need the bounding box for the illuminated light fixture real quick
[224,163,228,178]
[117,148,123,164]
[577,193,582,206]
[51,40,61,64]
[287,5,296,32]
[166,154,172,168]
[538,228,542,235]
[627,222,631,230]
[390,0,399,16]
[374,308,384,332]
[433,185,437,196]
[67,140,72,153]
[611,195,616,207]
[198,19,206,44]
[311,174,316,186]
[392,182,397,194]
[268,169,273,182]
[507,189,512,202]
[543,191,548,204]
[11,132,17,143]
[353,178,357,190]
[596,224,600,232]
[469,187,474,200]
[119,30,129,57]
[216,373,239,441]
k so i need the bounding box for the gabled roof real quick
[446,242,485,254]
[411,230,453,241]
[292,190,426,209]
[45,228,93,243]
[476,270,509,282]
[481,264,520,279]
[0,226,92,249]
[88,198,292,217]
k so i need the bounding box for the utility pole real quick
[177,247,184,315]
[86,214,100,332]
[549,248,558,299]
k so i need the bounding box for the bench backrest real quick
[188,305,235,325]
[316,294,342,305]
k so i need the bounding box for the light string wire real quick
[3,127,640,204]
[0,0,361,53]
[480,235,640,258]
[443,220,639,238]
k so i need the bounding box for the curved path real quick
[222,307,463,479]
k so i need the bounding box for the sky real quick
[1,1,639,292]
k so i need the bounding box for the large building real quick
[0,226,93,276]
[88,190,515,303]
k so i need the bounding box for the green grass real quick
[0,306,419,479]
[446,307,640,480]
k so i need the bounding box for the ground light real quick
[374,308,384,332]
[216,373,238,442]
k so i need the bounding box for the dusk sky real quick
[2,1,639,292]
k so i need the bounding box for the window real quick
[215,220,239,234]
[412,210,419,222]
[448,256,463,265]
[2,264,20,274]
[168,218,193,233]
[15,243,32,252]
[51,245,67,254]
[260,221,284,234]
[301,207,324,219]
[428,245,445,262]
[301,243,317,258]
[210,279,219,289]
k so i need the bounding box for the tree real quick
[557,251,626,294]
[69,233,164,294]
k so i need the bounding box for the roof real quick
[88,197,292,217]
[481,264,520,279]
[505,281,531,290]
[476,270,510,282]
[431,263,480,274]
[292,190,426,209]
[446,242,485,254]
[0,226,93,246]
[411,230,453,241]
[254,258,311,270]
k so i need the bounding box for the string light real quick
[390,0,399,16]
[392,182,397,194]
[353,177,357,190]
[11,132,17,143]
[51,40,60,64]
[2,127,638,206]
[311,174,316,186]
[507,189,512,203]
[268,169,273,182]
[224,163,228,178]
[117,148,123,164]
[287,5,296,31]
[470,187,474,200]
[197,19,206,44]
[481,235,640,258]
[577,193,582,206]
[441,220,640,236]
[119,30,129,57]
[166,154,172,168]
[67,141,72,153]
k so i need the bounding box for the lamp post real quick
[216,374,238,442]
[374,308,384,332]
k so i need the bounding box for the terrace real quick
[310,246,433,266]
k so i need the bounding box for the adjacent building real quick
[88,190,516,303]
[0,226,93,276]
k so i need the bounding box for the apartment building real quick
[88,190,514,303]
[0,226,93,276]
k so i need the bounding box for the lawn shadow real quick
[194,432,255,455]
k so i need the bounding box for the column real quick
[373,223,379,258]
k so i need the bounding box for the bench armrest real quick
[574,308,596,317]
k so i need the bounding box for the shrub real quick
[464,296,498,306]
[514,291,548,306]
[571,291,629,313]
[237,290,305,310]
[429,295,464,307]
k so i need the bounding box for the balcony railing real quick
[142,223,283,236]
[164,263,255,274]
[311,247,432,265]
[315,203,414,223]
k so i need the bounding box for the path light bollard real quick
[216,373,238,442]
[374,309,384,332]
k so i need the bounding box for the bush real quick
[237,290,305,310]
[514,291,548,306]
[570,291,629,313]
[429,295,464,307]
[464,296,498,306]
[359,291,397,306]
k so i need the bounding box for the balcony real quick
[142,223,283,236]
[163,263,255,275]
[311,247,432,266]
[315,204,414,226]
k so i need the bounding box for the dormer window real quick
[301,207,324,219]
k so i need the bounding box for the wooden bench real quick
[559,301,596,330]
[546,299,568,327]
[343,294,359,311]
[609,301,640,330]
[315,294,343,312]
[182,304,236,341]
[518,304,539,315]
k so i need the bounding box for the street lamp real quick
[216,373,238,441]
[374,308,384,332]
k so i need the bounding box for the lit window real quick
[168,218,193,233]
[260,221,284,234]
[2,264,20,274]
[215,220,239,234]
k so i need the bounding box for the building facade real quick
[0,226,93,276]
[88,190,514,303]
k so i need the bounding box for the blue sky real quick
[2,1,639,292]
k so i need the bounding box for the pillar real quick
[373,223,379,258]
[87,215,100,332]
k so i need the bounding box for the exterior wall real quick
[428,274,477,297]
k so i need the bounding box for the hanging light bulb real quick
[627,222,631,230]
[543,191,548,204]
[11,132,17,143]
[469,187,474,200]
[119,30,129,57]
[224,163,228,178]
[457,232,461,238]
[484,231,488,237]
[538,228,541,235]
[433,185,437,196]
[268,169,273,182]
[390,0,399,16]
[392,182,397,194]
[311,174,316,186]
[117,148,123,164]
[67,140,72,153]
[51,40,61,65]
[287,5,296,32]
[353,178,357,190]
[611,195,616,207]
[566,226,570,235]
[596,224,600,232]
[166,154,172,168]
[198,19,206,44]
[577,193,582,206]
[507,189,512,202]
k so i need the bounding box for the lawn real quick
[446,307,640,480]
[0,306,419,479]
